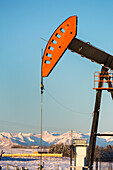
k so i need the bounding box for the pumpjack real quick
[41,16,113,169]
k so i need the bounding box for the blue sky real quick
[0,0,113,134]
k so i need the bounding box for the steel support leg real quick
[87,90,102,169]
[87,67,109,169]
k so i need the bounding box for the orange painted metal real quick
[42,16,77,77]
[93,72,113,90]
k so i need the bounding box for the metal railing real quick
[93,72,113,90]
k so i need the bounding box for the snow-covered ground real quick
[93,161,113,170]
[1,158,113,170]
[1,157,71,170]
[0,149,71,169]
[0,149,113,169]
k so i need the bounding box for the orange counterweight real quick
[41,16,77,77]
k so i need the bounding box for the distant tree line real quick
[94,145,113,161]
[49,143,70,157]
[11,145,39,149]
[49,143,113,161]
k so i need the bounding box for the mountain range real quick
[0,131,113,148]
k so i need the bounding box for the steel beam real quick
[68,38,113,70]
[95,133,113,136]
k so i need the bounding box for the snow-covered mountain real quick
[0,131,113,148]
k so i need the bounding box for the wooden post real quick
[57,164,59,170]
[16,167,20,170]
[70,130,73,170]
[6,163,8,170]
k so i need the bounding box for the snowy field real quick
[0,149,113,169]
[0,157,71,169]
[0,149,71,169]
